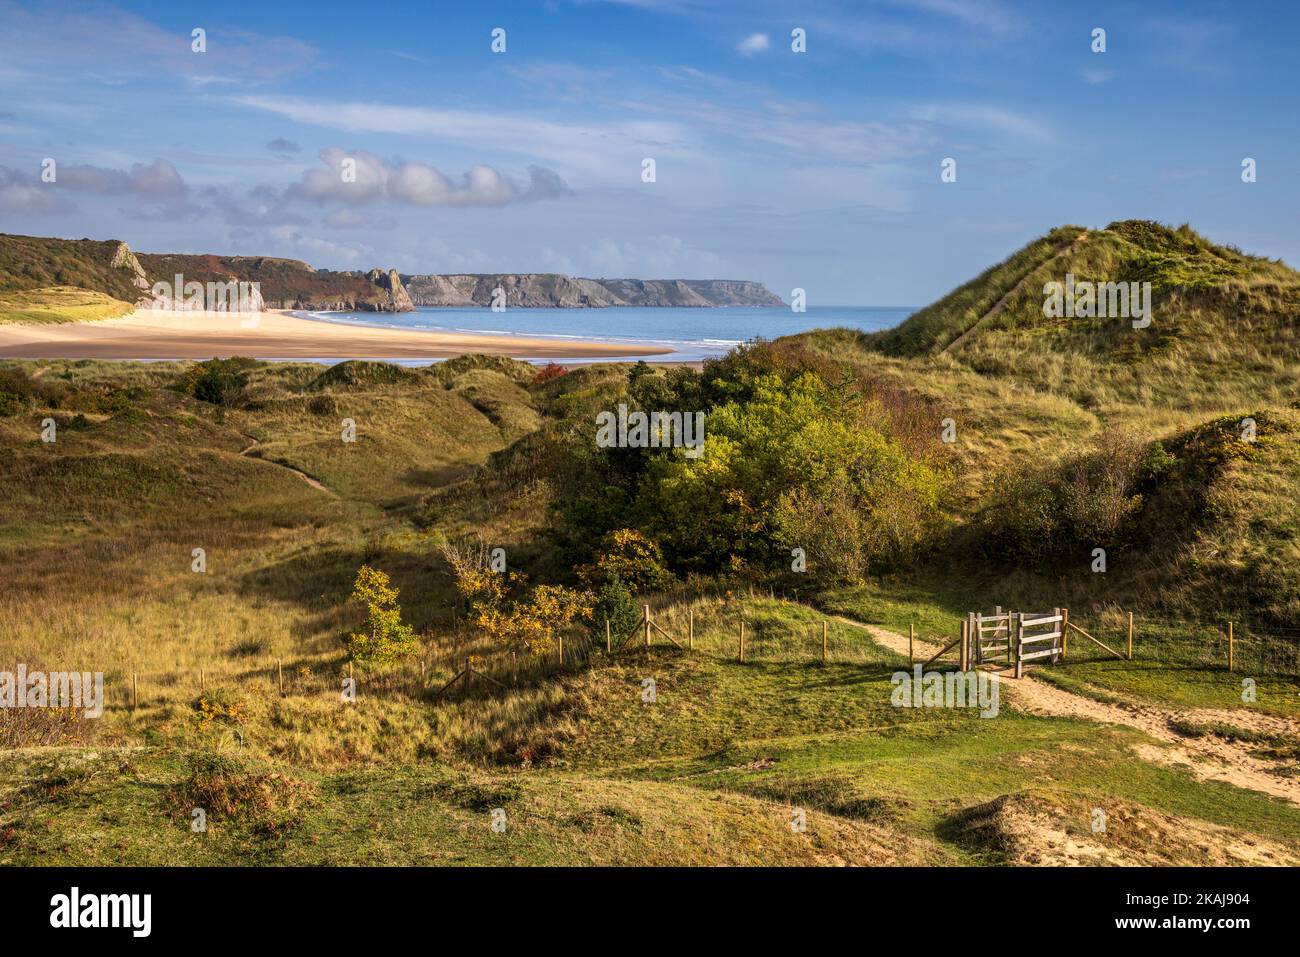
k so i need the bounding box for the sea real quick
[297,305,915,362]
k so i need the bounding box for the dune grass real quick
[0,286,135,324]
[2,342,1299,866]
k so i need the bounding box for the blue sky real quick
[1,0,1297,304]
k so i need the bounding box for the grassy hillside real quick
[868,221,1300,410]
[2,220,1298,867]
[0,286,134,324]
[0,233,406,316]
[136,252,391,310]
[2,352,1297,866]
[0,234,148,302]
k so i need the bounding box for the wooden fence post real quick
[1228,621,1234,672]
[1051,608,1062,663]
[277,658,284,696]
[644,605,651,649]
[1008,613,1019,681]
[688,608,694,651]
[200,667,205,692]
[559,633,565,667]
[132,672,138,711]
[739,619,746,663]
[959,619,968,671]
[1060,608,1069,659]
[821,620,828,664]
[1127,612,1134,660]
[909,623,915,664]
[605,617,612,655]
[993,606,1001,665]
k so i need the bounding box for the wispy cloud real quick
[0,0,317,86]
[1081,68,1115,85]
[233,94,698,180]
[736,33,771,55]
[910,103,1053,143]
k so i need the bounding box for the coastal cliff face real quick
[0,233,777,313]
[136,253,414,312]
[109,242,154,304]
[365,268,415,312]
[401,273,784,308]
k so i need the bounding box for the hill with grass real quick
[872,220,1298,358]
[771,222,1300,628]
[866,221,1300,411]
[0,233,414,320]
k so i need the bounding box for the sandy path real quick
[836,616,1300,805]
[238,436,334,495]
[0,309,671,360]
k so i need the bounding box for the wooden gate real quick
[971,609,1012,665]
[1014,608,1065,678]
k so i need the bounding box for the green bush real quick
[591,574,642,641]
[178,357,257,407]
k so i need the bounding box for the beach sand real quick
[0,309,671,361]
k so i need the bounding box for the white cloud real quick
[55,158,186,196]
[0,166,69,213]
[291,148,566,207]
[0,1,317,86]
[736,33,770,55]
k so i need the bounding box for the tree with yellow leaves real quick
[345,565,419,663]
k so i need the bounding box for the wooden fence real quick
[86,601,1300,713]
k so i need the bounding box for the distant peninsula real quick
[401,274,784,308]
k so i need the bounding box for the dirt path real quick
[837,616,1300,806]
[941,230,1089,355]
[238,436,335,495]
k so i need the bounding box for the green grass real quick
[2,342,1299,866]
[0,286,134,324]
[6,607,1298,865]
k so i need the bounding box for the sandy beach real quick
[0,309,671,361]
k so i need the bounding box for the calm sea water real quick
[300,305,914,361]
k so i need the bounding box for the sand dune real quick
[0,309,670,361]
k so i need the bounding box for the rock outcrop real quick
[366,268,415,312]
[110,242,153,305]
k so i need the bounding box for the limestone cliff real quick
[365,268,415,312]
[401,273,784,308]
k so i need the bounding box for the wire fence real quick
[1043,611,1300,677]
[12,597,1295,721]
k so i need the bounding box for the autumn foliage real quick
[345,565,419,663]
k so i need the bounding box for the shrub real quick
[344,565,419,663]
[578,529,674,594]
[533,362,567,385]
[166,753,314,834]
[178,357,257,407]
[642,372,948,574]
[983,430,1160,560]
[591,573,642,640]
